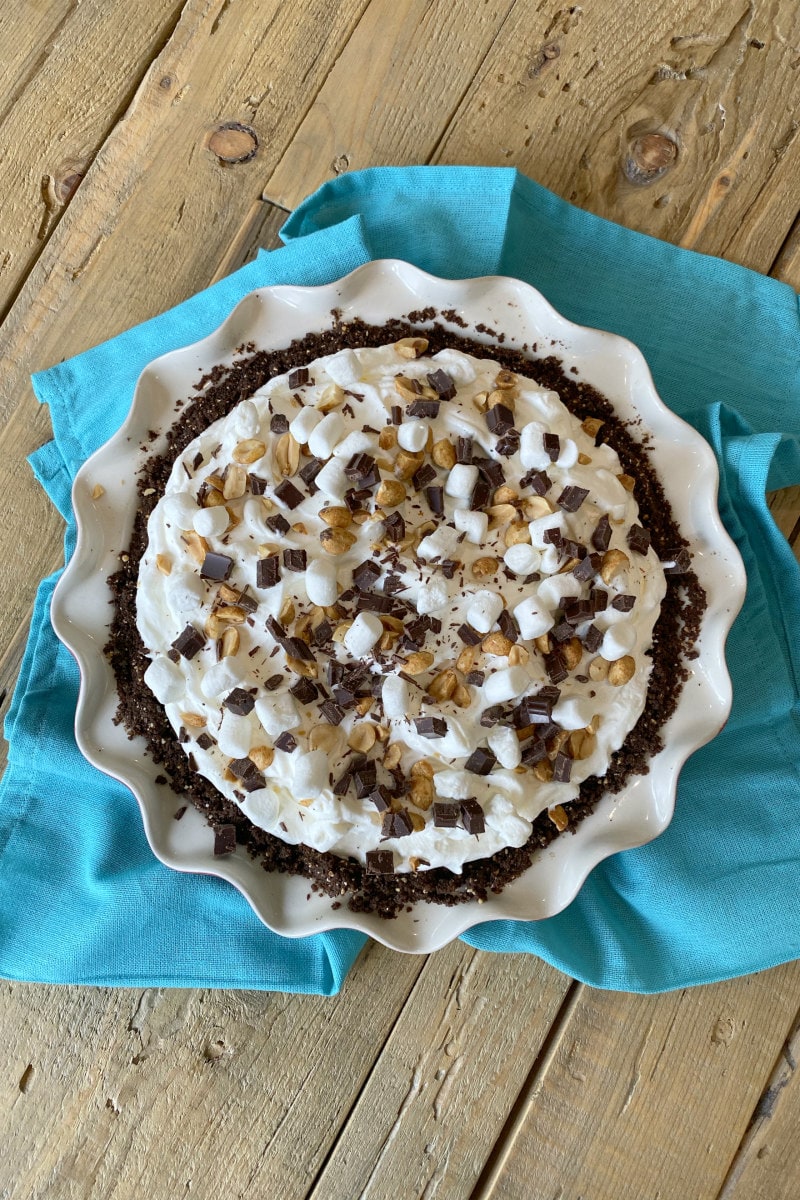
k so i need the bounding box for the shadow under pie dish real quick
[51,261,745,953]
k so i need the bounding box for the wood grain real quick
[0,0,187,322]
[0,943,424,1200]
[309,949,571,1199]
[476,963,800,1200]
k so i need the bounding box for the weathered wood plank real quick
[0,0,370,675]
[0,0,187,321]
[0,942,424,1200]
[0,603,37,777]
[474,963,800,1200]
[716,1009,800,1199]
[209,198,288,282]
[263,0,519,209]
[309,948,573,1200]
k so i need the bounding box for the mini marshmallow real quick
[162,492,197,529]
[292,749,328,796]
[466,589,504,634]
[382,673,410,721]
[432,348,477,385]
[200,658,245,700]
[512,596,555,640]
[143,656,184,705]
[454,508,489,545]
[289,406,323,445]
[398,421,429,452]
[529,511,568,549]
[241,497,274,538]
[308,411,346,459]
[503,543,541,575]
[216,710,253,758]
[324,349,362,387]
[528,389,562,421]
[601,623,637,661]
[438,718,472,759]
[241,789,279,829]
[539,544,561,574]
[415,576,449,614]
[519,421,550,471]
[233,399,260,438]
[552,695,595,730]
[537,572,583,610]
[485,794,532,843]
[305,557,338,606]
[344,611,384,657]
[254,691,300,737]
[487,725,522,769]
[433,770,473,800]
[417,525,462,561]
[166,571,204,615]
[592,468,629,513]
[556,438,579,468]
[332,430,375,459]
[484,667,530,705]
[444,463,479,498]
[315,458,349,500]
[193,506,229,538]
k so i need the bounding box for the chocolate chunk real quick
[283,547,307,572]
[485,404,515,436]
[249,473,268,495]
[319,699,345,725]
[282,636,315,662]
[366,786,392,813]
[661,546,691,574]
[563,597,594,626]
[520,692,557,723]
[627,524,651,555]
[265,615,286,641]
[265,673,284,691]
[552,620,574,644]
[521,739,548,765]
[355,592,393,614]
[457,436,473,464]
[345,452,377,483]
[256,554,281,589]
[497,608,519,642]
[213,825,237,856]
[381,809,413,839]
[200,551,234,581]
[236,587,259,614]
[427,369,457,400]
[366,848,395,874]
[266,513,291,535]
[426,484,444,514]
[466,670,485,686]
[521,468,552,495]
[412,463,437,490]
[474,457,505,487]
[414,716,448,739]
[288,367,310,388]
[167,647,180,663]
[327,660,344,687]
[274,479,304,509]
[407,398,440,419]
[561,539,586,561]
[405,616,430,646]
[223,687,255,716]
[470,478,492,511]
[543,432,560,462]
[612,594,636,612]
[480,704,508,727]
[552,752,573,783]
[383,511,406,542]
[584,623,604,652]
[352,760,377,798]
[496,430,521,457]
[332,765,353,796]
[457,623,483,646]
[275,731,297,752]
[545,650,568,684]
[557,485,590,512]
[299,458,323,488]
[332,685,356,707]
[573,552,602,582]
[591,514,612,552]
[171,624,206,660]
[352,559,381,590]
[391,405,402,425]
[196,732,215,750]
[290,677,318,703]
[460,799,486,835]
[543,527,563,547]
[465,746,497,776]
[270,413,290,434]
[589,587,608,613]
[433,802,461,828]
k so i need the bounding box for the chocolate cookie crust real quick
[107,317,706,918]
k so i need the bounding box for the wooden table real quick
[2,2,799,1196]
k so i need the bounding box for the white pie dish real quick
[50,259,746,954]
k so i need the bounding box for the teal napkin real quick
[3,167,799,992]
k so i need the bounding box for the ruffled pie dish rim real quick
[50,260,746,954]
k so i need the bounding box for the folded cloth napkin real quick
[3,167,799,992]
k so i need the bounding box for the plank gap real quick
[768,206,800,282]
[469,979,583,1200]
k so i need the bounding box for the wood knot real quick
[207,122,259,164]
[623,131,678,185]
[529,42,561,77]
[57,170,84,204]
[331,154,351,175]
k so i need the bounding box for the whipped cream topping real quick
[137,341,666,874]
